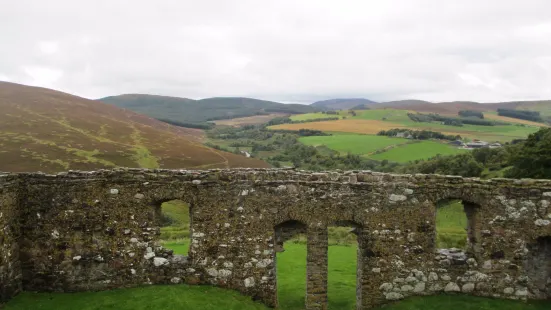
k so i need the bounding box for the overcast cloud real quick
[1,0,551,103]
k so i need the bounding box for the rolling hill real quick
[311,98,377,110]
[99,94,319,124]
[376,99,551,117]
[0,82,269,173]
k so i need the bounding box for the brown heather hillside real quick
[0,82,269,173]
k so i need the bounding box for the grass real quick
[276,242,358,309]
[370,141,467,163]
[5,288,550,310]
[379,295,550,310]
[299,134,408,155]
[4,285,269,310]
[6,242,550,310]
[160,200,191,254]
[436,200,468,249]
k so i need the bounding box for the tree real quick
[505,128,551,179]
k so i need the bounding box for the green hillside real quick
[99,94,319,124]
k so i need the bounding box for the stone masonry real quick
[1,168,551,309]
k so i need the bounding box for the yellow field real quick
[270,119,406,134]
[484,113,549,127]
[212,113,287,127]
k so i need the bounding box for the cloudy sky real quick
[1,0,551,103]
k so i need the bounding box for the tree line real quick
[497,109,542,122]
[407,113,504,126]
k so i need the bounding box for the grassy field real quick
[6,286,550,310]
[370,141,467,163]
[299,134,408,155]
[6,242,550,310]
[299,133,467,163]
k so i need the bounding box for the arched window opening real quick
[435,199,481,260]
[159,200,191,256]
[328,221,360,310]
[524,236,551,298]
[274,220,307,309]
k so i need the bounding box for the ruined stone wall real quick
[0,173,21,303]
[1,169,551,309]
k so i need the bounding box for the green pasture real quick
[6,286,549,310]
[299,134,408,155]
[370,141,467,163]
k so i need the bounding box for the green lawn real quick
[4,286,268,310]
[299,134,408,155]
[6,242,550,310]
[370,141,467,163]
[277,242,358,309]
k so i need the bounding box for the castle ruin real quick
[1,168,550,309]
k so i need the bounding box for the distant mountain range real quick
[98,93,551,124]
[99,94,320,124]
[0,82,268,173]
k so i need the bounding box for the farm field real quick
[299,134,408,155]
[370,141,467,163]
[270,108,543,142]
[299,134,467,163]
[270,118,405,135]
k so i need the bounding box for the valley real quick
[2,83,551,310]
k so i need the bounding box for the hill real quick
[99,94,319,124]
[0,82,269,173]
[375,99,551,116]
[311,98,377,110]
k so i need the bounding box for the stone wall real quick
[0,173,21,303]
[1,168,551,309]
